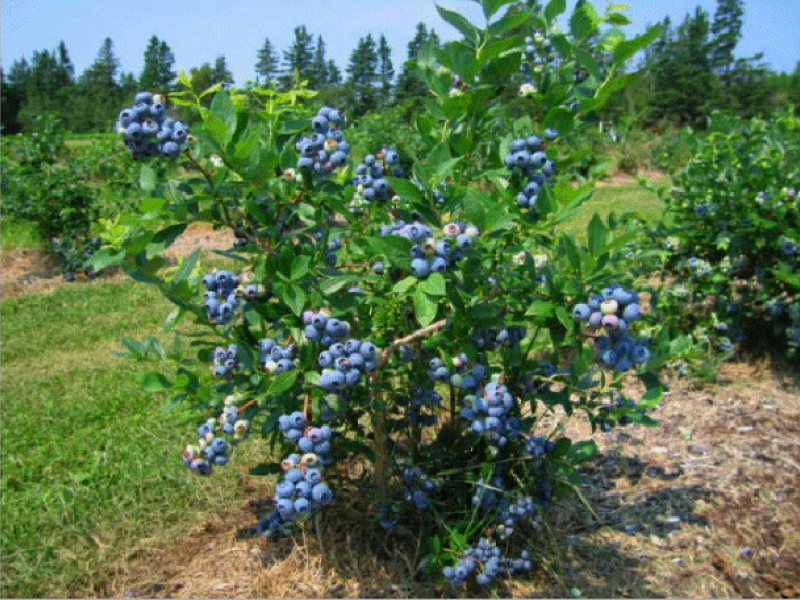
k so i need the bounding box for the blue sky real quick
[2,0,798,85]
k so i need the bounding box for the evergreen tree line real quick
[618,0,800,128]
[0,23,440,135]
[1,0,798,136]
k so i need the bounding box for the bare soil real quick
[1,223,233,299]
[5,225,799,598]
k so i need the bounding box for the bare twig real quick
[376,319,449,368]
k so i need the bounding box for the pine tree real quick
[212,55,233,85]
[281,25,314,89]
[646,9,717,127]
[1,65,26,134]
[377,34,394,97]
[309,36,329,89]
[710,0,743,74]
[396,23,440,103]
[345,34,379,115]
[255,37,279,85]
[327,60,342,87]
[139,35,176,91]
[72,38,123,132]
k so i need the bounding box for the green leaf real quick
[420,272,446,296]
[173,248,201,283]
[567,440,597,464]
[282,284,306,316]
[480,0,507,20]
[527,300,555,318]
[436,4,481,46]
[320,275,356,296]
[370,235,414,266]
[138,371,172,392]
[139,165,157,193]
[149,224,187,254]
[612,23,661,66]
[639,385,663,409]
[393,276,418,295]
[268,370,299,395]
[414,288,439,327]
[208,89,237,146]
[387,177,424,204]
[543,106,575,135]
[290,255,310,280]
[545,0,567,25]
[570,3,595,40]
[605,11,631,26]
[587,213,607,257]
[87,248,125,271]
[555,306,573,332]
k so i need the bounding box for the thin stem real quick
[183,148,254,244]
[377,318,448,368]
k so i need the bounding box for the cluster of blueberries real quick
[212,344,239,378]
[443,537,533,587]
[202,269,270,325]
[296,106,349,175]
[504,130,558,212]
[374,220,479,279]
[519,31,557,93]
[115,91,188,159]
[302,309,350,346]
[517,362,556,398]
[524,433,555,458]
[573,284,651,372]
[496,496,540,539]
[351,148,404,202]
[449,357,488,392]
[257,412,335,538]
[685,257,713,278]
[323,237,342,268]
[183,394,251,475]
[258,338,296,374]
[461,382,521,447]
[395,385,442,427]
[302,311,379,391]
[472,326,528,350]
[402,466,440,510]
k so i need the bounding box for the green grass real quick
[558,175,669,238]
[0,280,267,598]
[1,218,41,251]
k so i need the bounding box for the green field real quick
[0,179,667,598]
[0,280,271,598]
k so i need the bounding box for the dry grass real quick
[96,360,800,599]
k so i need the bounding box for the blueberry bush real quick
[1,115,103,278]
[1,114,143,278]
[95,0,675,588]
[647,109,800,358]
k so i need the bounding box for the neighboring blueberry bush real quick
[651,109,800,357]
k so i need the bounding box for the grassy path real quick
[0,280,257,597]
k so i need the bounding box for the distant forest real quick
[2,0,799,135]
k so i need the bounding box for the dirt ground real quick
[101,364,800,599]
[0,223,233,299]
[4,228,799,599]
